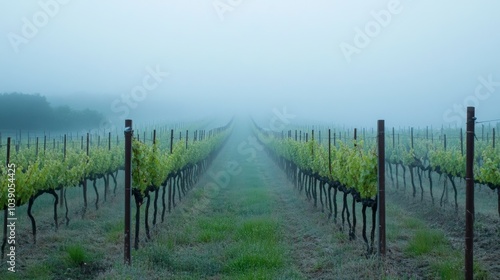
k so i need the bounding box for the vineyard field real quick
[0,118,498,279]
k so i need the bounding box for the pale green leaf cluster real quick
[0,148,91,207]
[257,131,378,199]
[429,148,465,177]
[476,146,500,187]
[131,130,229,195]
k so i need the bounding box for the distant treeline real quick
[0,93,104,130]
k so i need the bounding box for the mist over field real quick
[1,0,500,129]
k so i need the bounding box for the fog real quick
[1,0,500,129]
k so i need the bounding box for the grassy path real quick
[97,126,301,279]
[100,125,385,279]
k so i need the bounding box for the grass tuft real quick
[65,244,89,266]
[405,229,447,256]
[145,244,172,268]
[431,259,461,279]
[235,217,280,242]
[103,220,124,242]
[196,215,236,243]
[224,241,284,272]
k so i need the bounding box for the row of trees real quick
[0,93,103,130]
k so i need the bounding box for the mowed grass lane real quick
[99,128,302,279]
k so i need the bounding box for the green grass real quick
[224,241,285,272]
[92,155,292,279]
[235,217,280,242]
[169,249,223,275]
[172,156,287,278]
[386,222,400,242]
[2,262,53,280]
[226,216,284,273]
[192,187,205,200]
[196,215,236,243]
[165,224,196,246]
[383,202,491,279]
[104,220,124,242]
[24,263,52,279]
[65,244,90,266]
[402,217,425,230]
[3,132,500,280]
[431,259,462,280]
[223,268,283,280]
[402,224,489,279]
[429,259,489,280]
[333,230,350,243]
[145,244,172,268]
[405,229,448,256]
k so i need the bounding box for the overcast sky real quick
[1,0,499,129]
